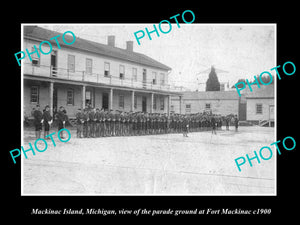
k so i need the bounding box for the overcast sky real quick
[39,24,275,91]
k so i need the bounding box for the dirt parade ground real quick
[22,126,275,195]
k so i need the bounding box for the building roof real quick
[23,26,172,71]
[182,90,240,100]
[245,84,274,99]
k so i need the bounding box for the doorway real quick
[53,86,57,115]
[102,93,109,110]
[51,50,57,76]
[142,96,147,112]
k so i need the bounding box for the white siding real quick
[246,98,274,121]
[23,39,169,90]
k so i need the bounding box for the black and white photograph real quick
[21,23,276,195]
[3,4,299,220]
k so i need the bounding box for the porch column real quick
[49,81,54,116]
[131,91,135,112]
[82,85,86,109]
[150,93,154,113]
[109,88,113,110]
[179,95,182,114]
[167,95,171,116]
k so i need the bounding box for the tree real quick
[254,74,274,85]
[232,75,274,88]
[232,78,246,88]
[206,66,220,91]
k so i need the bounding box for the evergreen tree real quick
[206,66,220,91]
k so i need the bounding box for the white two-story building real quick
[23,26,181,118]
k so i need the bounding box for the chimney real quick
[107,35,115,47]
[126,41,133,52]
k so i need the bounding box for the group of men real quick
[31,103,239,139]
[75,105,239,138]
[32,104,68,139]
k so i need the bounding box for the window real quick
[143,69,147,88]
[119,95,124,108]
[31,47,40,66]
[68,55,75,72]
[153,95,157,110]
[160,73,165,85]
[86,58,93,74]
[30,86,39,103]
[205,103,211,109]
[152,72,157,84]
[67,89,74,105]
[104,62,110,76]
[119,65,125,79]
[85,90,92,106]
[256,103,263,114]
[160,97,164,110]
[132,68,137,82]
[185,104,191,113]
[170,105,174,113]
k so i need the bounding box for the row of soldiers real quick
[75,106,234,138]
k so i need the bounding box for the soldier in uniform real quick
[178,114,182,133]
[88,107,96,138]
[139,112,143,135]
[56,106,66,139]
[163,114,168,134]
[157,114,161,134]
[169,113,174,133]
[148,113,153,135]
[124,111,129,136]
[136,112,141,135]
[155,113,160,134]
[42,105,52,139]
[182,115,189,137]
[111,110,116,136]
[106,110,112,136]
[211,115,217,135]
[127,112,132,136]
[234,114,239,132]
[143,112,147,135]
[125,112,130,136]
[33,104,43,139]
[145,113,149,135]
[119,111,124,136]
[99,108,105,137]
[225,115,230,131]
[121,111,126,136]
[152,113,156,134]
[103,110,108,136]
[95,108,101,137]
[197,113,201,132]
[131,112,136,136]
[122,111,126,136]
[115,110,121,136]
[82,107,89,138]
[75,108,83,138]
[173,114,178,133]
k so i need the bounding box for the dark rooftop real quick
[23,26,172,71]
[244,84,274,99]
[182,90,240,100]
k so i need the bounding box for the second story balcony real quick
[23,63,184,93]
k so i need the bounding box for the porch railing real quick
[23,63,183,93]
